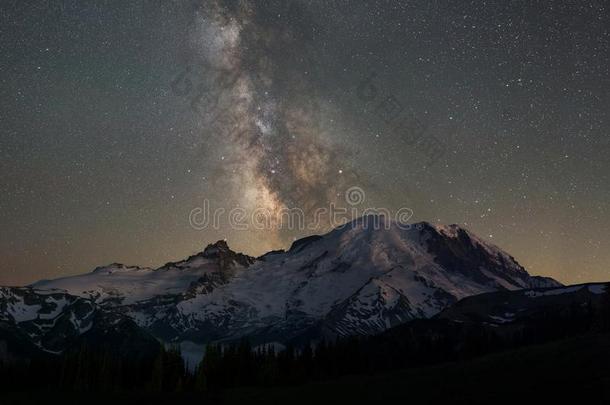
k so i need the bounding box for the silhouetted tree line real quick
[2,289,610,393]
[0,343,186,393]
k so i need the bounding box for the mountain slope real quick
[436,282,608,326]
[33,241,254,306]
[19,216,560,347]
[0,286,161,361]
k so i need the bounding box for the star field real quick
[0,0,608,285]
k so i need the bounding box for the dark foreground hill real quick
[2,333,610,405]
[224,333,610,405]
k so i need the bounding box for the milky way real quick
[184,0,360,228]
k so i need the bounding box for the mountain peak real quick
[288,235,323,253]
[343,214,391,229]
[200,240,255,268]
[91,263,146,274]
[202,240,231,259]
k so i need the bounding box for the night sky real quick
[1,0,608,286]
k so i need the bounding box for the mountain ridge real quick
[3,216,562,358]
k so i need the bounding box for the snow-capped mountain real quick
[3,216,561,354]
[0,286,158,357]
